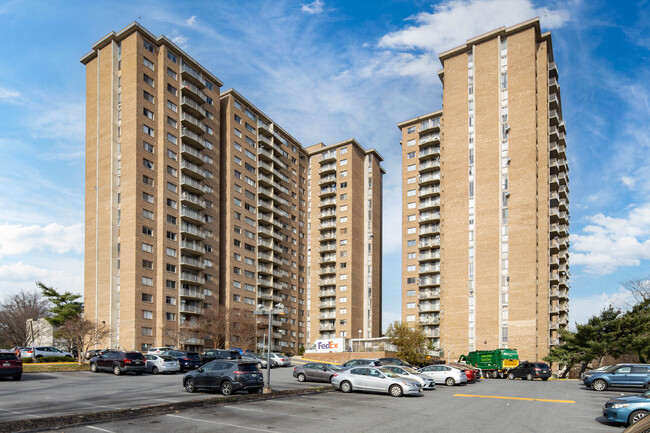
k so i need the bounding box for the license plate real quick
[2,363,9,367]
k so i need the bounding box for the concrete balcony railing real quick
[418,118,440,132]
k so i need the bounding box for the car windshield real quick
[379,368,399,378]
[160,355,176,361]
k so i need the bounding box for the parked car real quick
[382,365,436,390]
[418,364,468,386]
[331,366,422,397]
[584,364,650,391]
[144,354,180,374]
[148,347,174,355]
[378,358,413,367]
[89,350,146,375]
[183,360,264,395]
[293,363,342,383]
[19,346,73,359]
[340,359,382,369]
[262,352,291,367]
[450,363,481,381]
[163,351,202,371]
[0,350,22,380]
[582,365,616,380]
[507,362,551,381]
[85,349,107,360]
[200,349,242,364]
[602,390,650,426]
[242,353,267,369]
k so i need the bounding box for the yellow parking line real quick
[454,394,575,404]
[296,357,341,365]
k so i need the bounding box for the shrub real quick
[22,356,75,363]
[297,346,305,356]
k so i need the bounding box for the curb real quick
[0,386,335,433]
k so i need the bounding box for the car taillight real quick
[233,371,246,375]
[535,368,540,371]
[333,374,338,377]
[124,359,131,363]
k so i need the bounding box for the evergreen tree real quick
[38,282,83,327]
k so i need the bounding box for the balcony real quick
[419,264,440,274]
[319,151,337,162]
[318,266,337,275]
[181,127,205,149]
[258,226,282,241]
[180,304,205,315]
[319,221,336,230]
[419,224,440,235]
[258,277,273,287]
[257,120,272,136]
[319,197,336,208]
[180,222,206,240]
[419,251,440,261]
[419,303,440,312]
[181,206,204,225]
[549,109,560,126]
[180,144,205,164]
[419,173,440,185]
[184,337,204,345]
[549,255,559,268]
[418,289,440,299]
[319,186,337,197]
[548,76,558,93]
[419,198,440,210]
[319,301,336,308]
[181,63,205,88]
[549,174,559,190]
[319,174,337,185]
[549,239,560,253]
[319,278,336,286]
[319,163,337,174]
[319,289,336,297]
[320,243,336,252]
[319,322,336,331]
[180,255,205,270]
[181,96,207,119]
[258,290,273,300]
[180,287,205,300]
[419,211,440,222]
[319,313,336,319]
[419,158,440,173]
[181,80,207,103]
[319,231,336,241]
[549,93,559,109]
[419,186,440,198]
[419,237,440,249]
[419,146,440,159]
[423,329,440,338]
[181,192,206,209]
[180,272,205,285]
[320,210,336,219]
[181,159,206,180]
[319,255,336,264]
[418,118,441,133]
[419,316,439,325]
[181,112,207,134]
[548,61,558,78]
[419,276,440,287]
[180,239,204,254]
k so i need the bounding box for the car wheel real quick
[445,377,456,386]
[592,379,608,391]
[646,382,650,391]
[152,366,159,375]
[257,362,263,370]
[185,378,196,393]
[507,373,515,380]
[541,377,549,381]
[13,374,21,381]
[340,381,352,393]
[629,410,648,425]
[389,384,403,397]
[297,373,306,382]
[221,380,233,396]
[113,365,121,376]
[526,373,534,381]
[90,363,98,373]
[272,361,278,368]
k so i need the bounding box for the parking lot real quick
[1,365,642,432]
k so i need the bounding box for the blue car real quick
[602,391,650,426]
[583,364,650,391]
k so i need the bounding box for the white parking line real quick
[166,414,274,432]
[86,426,115,433]
[0,407,42,418]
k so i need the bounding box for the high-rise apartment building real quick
[399,18,569,363]
[305,140,384,343]
[83,23,383,353]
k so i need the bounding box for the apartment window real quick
[245,122,255,133]
[142,259,154,270]
[167,132,178,144]
[501,72,508,89]
[142,243,153,253]
[340,217,348,223]
[167,166,177,177]
[340,170,347,177]
[340,159,348,166]
[167,67,177,80]
[407,189,416,197]
[142,209,154,220]
[143,40,154,52]
[143,175,154,187]
[340,182,347,188]
[143,91,154,103]
[166,312,176,321]
[167,182,177,193]
[143,74,154,86]
[407,277,416,284]
[340,148,347,154]
[407,152,416,159]
[407,126,416,134]
[167,100,178,112]
[167,51,177,63]
[469,181,474,198]
[167,83,177,96]
[407,290,416,297]
[142,293,153,303]
[407,240,416,247]
[166,296,176,305]
[407,227,416,234]
[143,310,153,320]
[234,114,242,124]
[245,136,255,147]
[233,294,241,302]
[167,149,177,160]
[166,231,177,241]
[407,265,416,272]
[407,139,416,146]
[234,100,242,110]
[143,125,154,137]
[234,128,242,138]
[407,252,416,259]
[407,202,416,209]
[143,192,154,203]
[339,297,347,303]
[141,327,153,337]
[142,226,153,236]
[407,303,416,309]
[143,57,154,70]
[407,315,415,322]
[407,215,416,222]
[166,264,176,273]
[166,247,176,257]
[340,193,347,200]
[142,142,154,154]
[167,215,177,225]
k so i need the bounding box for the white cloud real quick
[621,175,636,188]
[569,288,635,329]
[171,33,189,49]
[0,86,20,99]
[0,223,84,259]
[301,0,324,15]
[378,0,569,54]
[186,15,197,26]
[571,203,650,274]
[0,259,84,299]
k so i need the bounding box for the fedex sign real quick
[311,337,346,353]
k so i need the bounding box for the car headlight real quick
[612,404,630,409]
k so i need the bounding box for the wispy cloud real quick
[571,203,650,274]
[186,15,197,26]
[0,223,84,258]
[568,287,635,329]
[301,0,325,15]
[0,86,20,99]
[0,258,84,295]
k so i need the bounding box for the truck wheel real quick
[491,371,498,379]
[507,373,515,380]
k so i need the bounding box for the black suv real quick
[183,360,264,395]
[163,350,202,371]
[507,362,551,381]
[201,349,242,364]
[89,351,146,375]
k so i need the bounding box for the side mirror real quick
[198,367,204,373]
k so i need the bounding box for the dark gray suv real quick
[183,360,263,395]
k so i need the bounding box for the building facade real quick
[83,23,383,353]
[400,19,569,363]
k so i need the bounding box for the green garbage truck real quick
[458,349,519,378]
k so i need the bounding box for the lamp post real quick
[358,329,362,352]
[254,302,286,393]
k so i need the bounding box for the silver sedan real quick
[382,365,436,390]
[144,354,180,374]
[331,366,422,397]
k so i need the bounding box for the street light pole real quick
[254,303,286,394]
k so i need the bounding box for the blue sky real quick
[0,0,649,331]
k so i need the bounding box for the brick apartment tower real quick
[399,18,569,363]
[83,23,383,352]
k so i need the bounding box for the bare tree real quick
[229,309,260,351]
[622,277,650,305]
[197,305,228,349]
[57,317,110,364]
[0,289,49,347]
[164,322,198,350]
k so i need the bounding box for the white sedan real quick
[382,365,436,390]
[418,364,468,386]
[144,354,180,374]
